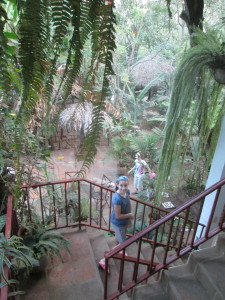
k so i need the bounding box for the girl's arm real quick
[143,160,151,173]
[146,164,151,173]
[128,165,135,174]
[114,205,134,219]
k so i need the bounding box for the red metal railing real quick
[20,178,168,233]
[20,178,204,248]
[2,177,206,299]
[104,178,225,299]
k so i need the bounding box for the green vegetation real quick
[21,222,70,261]
[0,233,36,292]
[1,0,225,296]
[156,28,225,196]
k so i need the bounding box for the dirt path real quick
[49,145,134,188]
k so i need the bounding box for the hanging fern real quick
[156,29,225,198]
[0,0,117,195]
[78,2,116,175]
[51,0,71,54]
[17,0,51,118]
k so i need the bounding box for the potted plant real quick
[0,232,36,293]
[20,221,70,272]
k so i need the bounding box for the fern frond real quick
[51,0,71,53]
[17,0,51,118]
[78,2,117,175]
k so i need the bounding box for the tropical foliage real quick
[156,28,225,196]
[0,0,224,201]
[108,130,159,170]
[21,222,70,261]
[0,233,36,291]
[0,0,116,205]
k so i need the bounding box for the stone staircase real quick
[20,227,225,300]
[131,232,225,300]
[87,226,189,298]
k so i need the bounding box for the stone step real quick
[106,237,135,297]
[195,256,225,300]
[87,228,127,299]
[140,242,160,282]
[187,245,221,269]
[188,245,225,300]
[126,242,148,280]
[131,231,225,300]
[167,250,184,266]
[167,273,211,300]
[160,264,211,300]
[215,232,225,255]
[132,281,168,300]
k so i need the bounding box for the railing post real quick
[177,208,190,255]
[78,180,81,230]
[133,239,142,282]
[104,257,109,299]
[132,202,138,235]
[64,182,68,227]
[39,186,45,225]
[108,191,112,231]
[148,227,158,274]
[1,194,13,300]
[191,199,204,247]
[163,217,174,265]
[219,206,225,229]
[89,183,92,226]
[25,187,32,222]
[100,187,103,229]
[204,187,221,238]
[52,184,57,228]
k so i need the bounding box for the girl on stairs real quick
[98,175,134,272]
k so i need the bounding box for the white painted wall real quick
[196,115,225,244]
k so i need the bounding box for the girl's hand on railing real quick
[127,219,132,227]
[128,213,134,219]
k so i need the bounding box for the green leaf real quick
[5,45,14,55]
[0,215,6,232]
[137,75,163,101]
[4,32,18,39]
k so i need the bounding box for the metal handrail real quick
[21,178,167,223]
[20,178,205,248]
[104,177,225,299]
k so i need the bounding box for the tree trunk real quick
[180,0,204,39]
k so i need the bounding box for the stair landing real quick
[20,228,103,300]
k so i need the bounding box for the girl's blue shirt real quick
[110,190,130,227]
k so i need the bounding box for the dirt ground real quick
[48,144,134,188]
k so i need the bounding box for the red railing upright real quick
[0,194,16,300]
[103,178,225,299]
